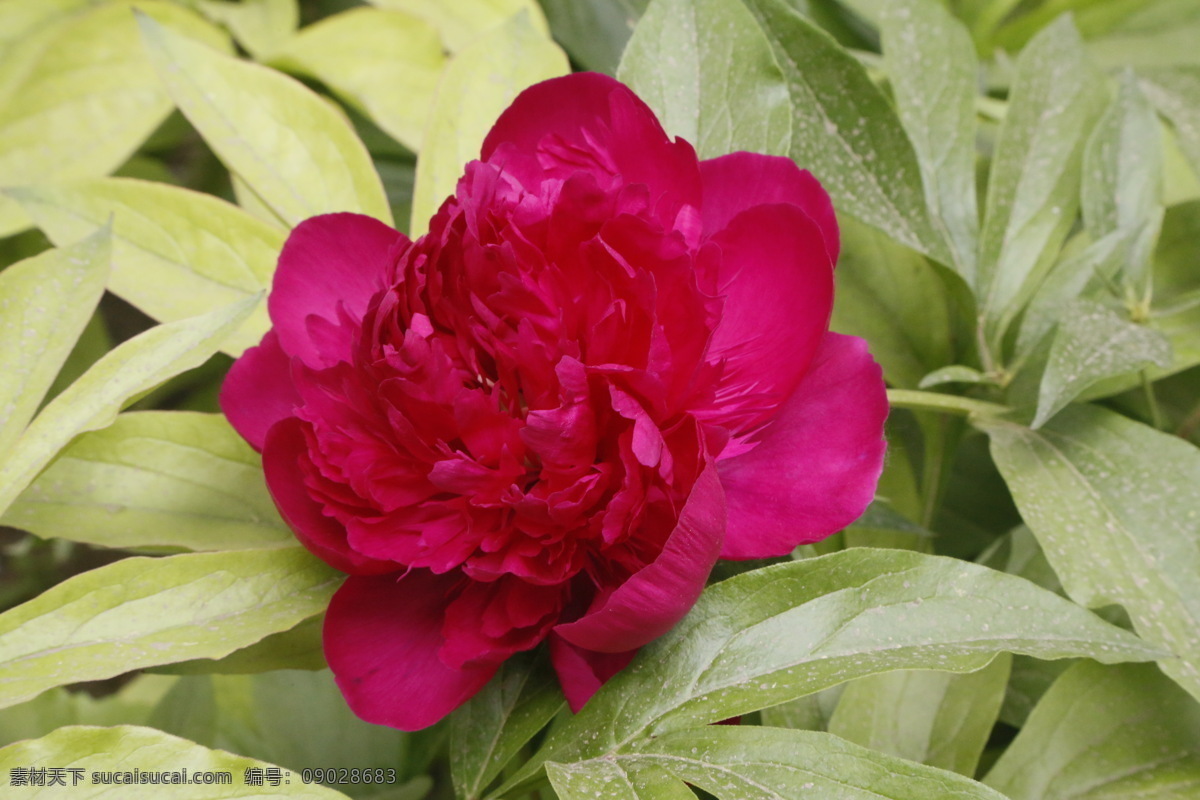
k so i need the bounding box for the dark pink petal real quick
[553,454,725,653]
[718,333,887,559]
[481,73,702,221]
[700,152,839,264]
[481,72,622,162]
[262,418,394,575]
[325,571,497,731]
[548,634,636,713]
[219,330,299,451]
[700,203,834,436]
[269,213,407,367]
[440,577,564,669]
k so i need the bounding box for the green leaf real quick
[500,549,1161,791]
[830,217,965,389]
[618,727,1008,800]
[919,366,991,389]
[547,760,693,800]
[44,309,113,404]
[984,662,1200,798]
[616,0,791,159]
[0,725,351,798]
[138,12,392,226]
[827,654,1012,776]
[0,2,229,237]
[1156,199,1200,297]
[1034,299,1172,427]
[998,656,1072,728]
[451,652,565,800]
[153,615,325,675]
[0,228,110,456]
[759,687,843,734]
[739,0,952,264]
[986,405,1200,701]
[1163,117,1200,206]
[10,178,283,355]
[0,547,339,710]
[0,0,94,68]
[844,498,933,551]
[539,0,646,74]
[409,12,568,234]
[231,172,289,229]
[0,294,258,516]
[881,0,980,282]
[365,0,549,52]
[2,411,291,552]
[1139,67,1200,184]
[0,674,177,749]
[978,17,1105,336]
[977,525,1063,593]
[1083,72,1164,247]
[1088,15,1200,70]
[188,0,298,59]
[153,670,411,779]
[976,522,1090,737]
[269,8,445,152]
[1015,219,1159,357]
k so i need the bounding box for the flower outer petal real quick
[701,203,834,438]
[548,634,636,713]
[325,571,498,731]
[262,417,395,575]
[700,151,839,264]
[219,330,300,452]
[553,449,725,653]
[269,213,408,367]
[481,73,702,224]
[717,332,888,559]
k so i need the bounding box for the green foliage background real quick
[0,0,1199,797]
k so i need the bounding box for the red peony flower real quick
[221,72,887,730]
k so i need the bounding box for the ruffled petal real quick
[481,73,702,221]
[325,571,497,731]
[700,203,834,436]
[269,213,407,367]
[219,330,299,451]
[553,454,725,653]
[262,418,395,575]
[548,634,636,713]
[700,152,839,264]
[717,333,888,559]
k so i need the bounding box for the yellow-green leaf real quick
[10,178,283,355]
[0,548,339,710]
[410,11,568,234]
[138,12,392,226]
[270,7,444,152]
[0,725,350,798]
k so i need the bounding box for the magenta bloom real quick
[221,73,886,730]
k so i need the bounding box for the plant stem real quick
[887,389,1011,420]
[1141,370,1164,430]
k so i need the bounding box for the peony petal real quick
[481,73,701,221]
[262,418,395,575]
[325,571,497,731]
[553,453,725,653]
[701,203,834,436]
[481,72,624,162]
[718,332,888,559]
[548,634,636,713]
[269,213,407,367]
[219,330,300,452]
[700,152,839,264]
